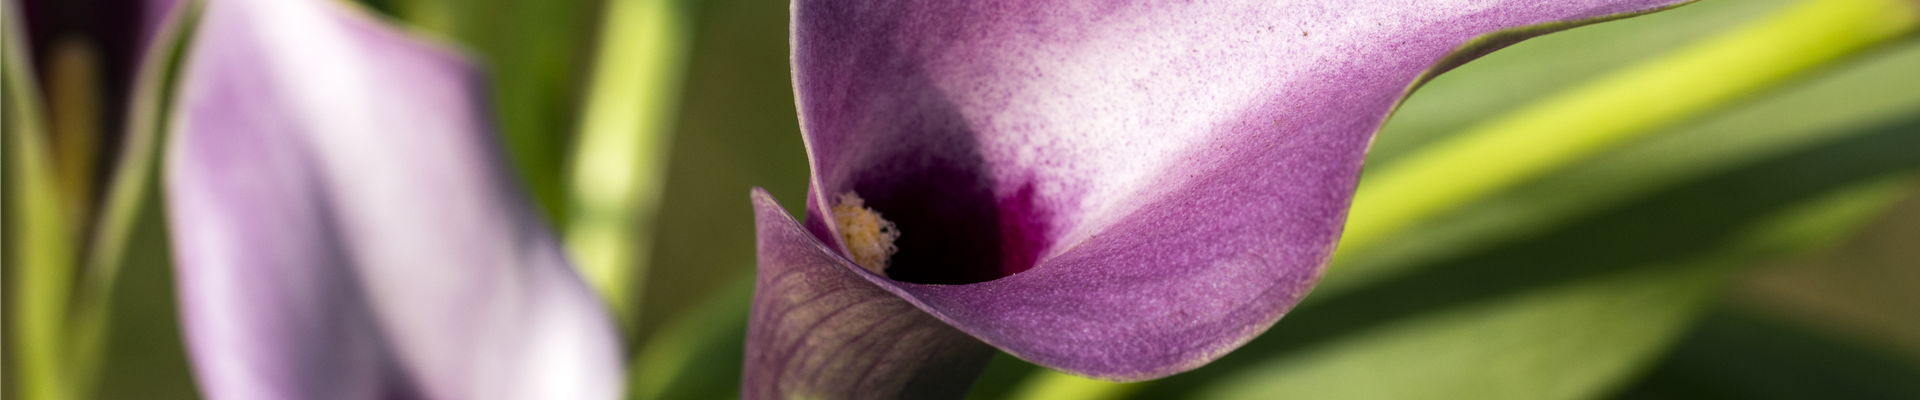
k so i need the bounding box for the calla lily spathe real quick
[747,0,1695,398]
[164,0,623,398]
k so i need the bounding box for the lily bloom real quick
[164,0,623,398]
[747,0,1693,398]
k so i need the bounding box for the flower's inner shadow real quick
[854,153,1004,285]
[839,91,1049,286]
[807,9,1060,285]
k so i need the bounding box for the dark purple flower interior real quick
[19,0,148,200]
[827,105,1056,285]
[797,27,1071,284]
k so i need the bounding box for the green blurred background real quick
[6,0,1920,398]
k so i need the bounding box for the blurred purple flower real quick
[163,0,623,398]
[746,0,1693,398]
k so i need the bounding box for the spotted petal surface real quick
[164,0,624,398]
[748,0,1695,397]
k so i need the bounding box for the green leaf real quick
[1732,189,1920,365]
[1340,0,1920,257]
[65,4,198,394]
[566,0,699,331]
[1330,35,1920,297]
[1190,175,1911,400]
[91,167,200,400]
[5,4,83,399]
[626,276,751,400]
[1367,0,1798,164]
[627,0,808,345]
[1204,263,1726,400]
[1616,310,1920,399]
[614,0,813,396]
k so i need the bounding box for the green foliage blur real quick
[4,0,1918,399]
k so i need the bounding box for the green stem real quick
[5,4,79,399]
[566,0,693,330]
[1009,0,1920,398]
[1337,0,1920,259]
[63,3,197,395]
[390,0,457,34]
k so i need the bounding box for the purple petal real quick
[745,189,995,399]
[761,0,1694,388]
[164,0,624,398]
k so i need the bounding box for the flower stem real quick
[1337,0,1920,260]
[1011,0,1920,398]
[5,6,79,399]
[389,0,457,34]
[566,0,694,331]
[63,3,195,396]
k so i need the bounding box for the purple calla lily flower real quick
[747,0,1694,398]
[164,0,624,398]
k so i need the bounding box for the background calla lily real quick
[163,0,624,398]
[4,0,184,397]
[745,0,1695,398]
